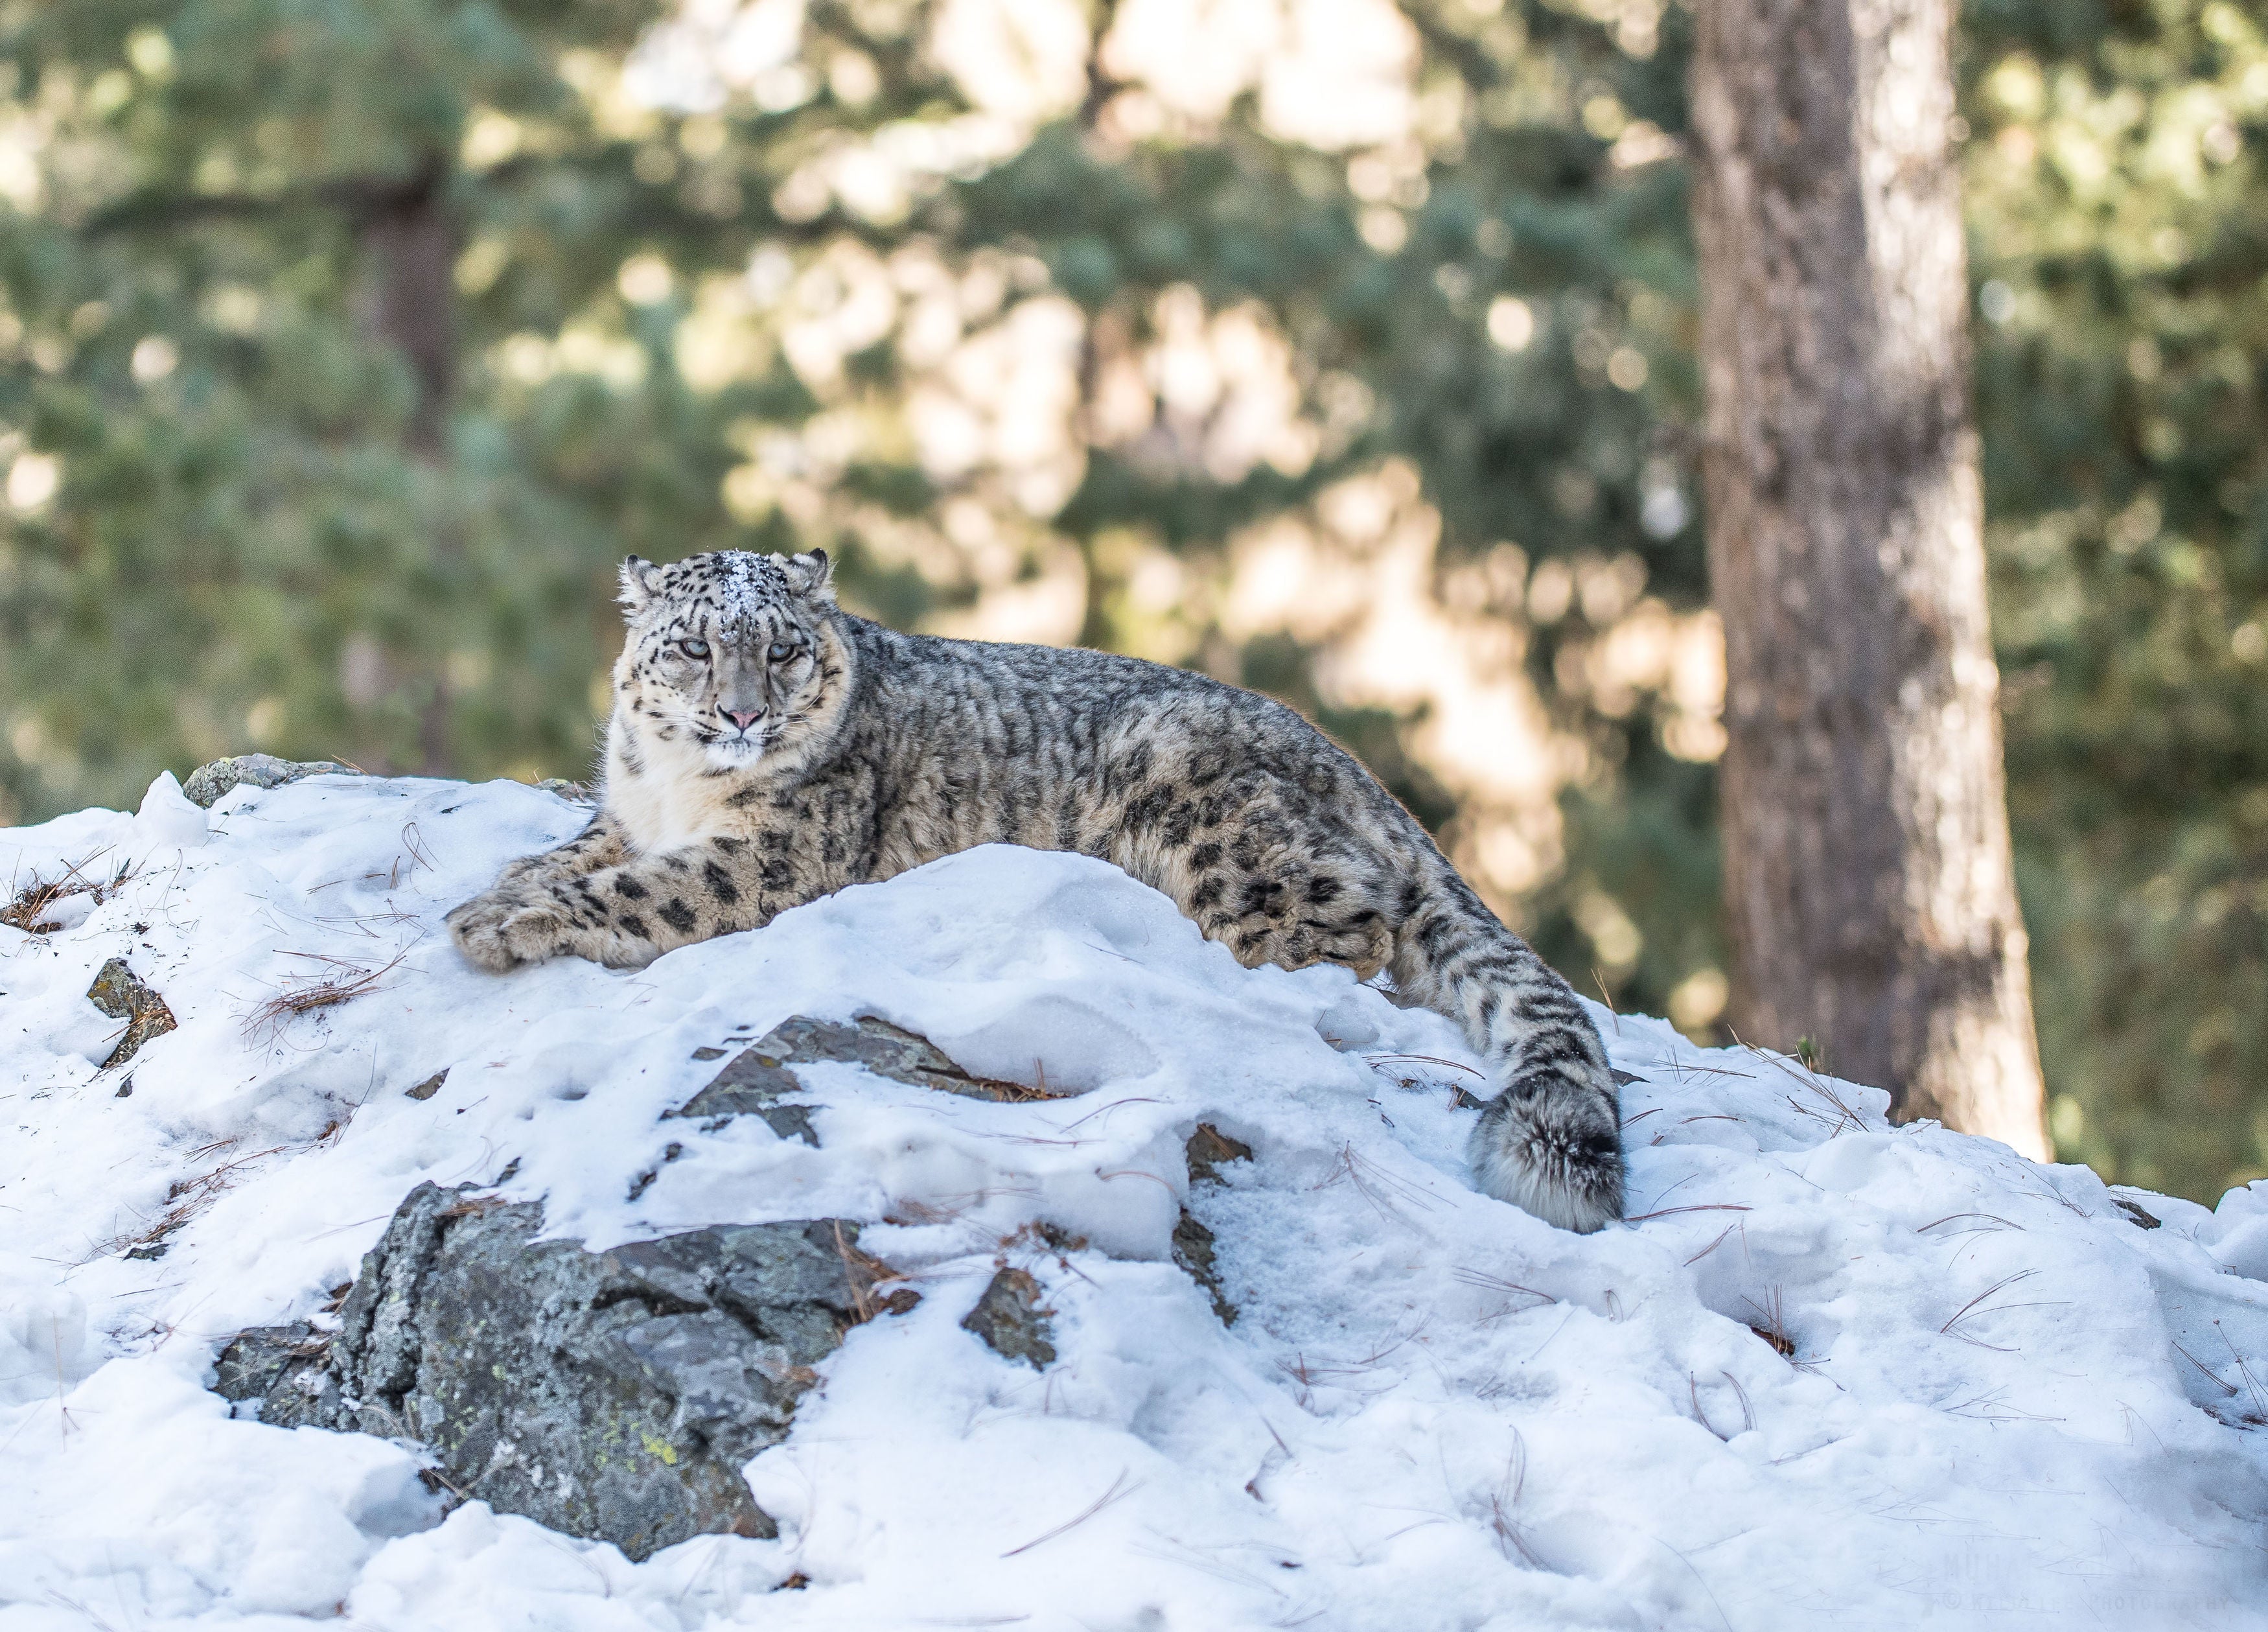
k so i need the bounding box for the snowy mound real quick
[5,772,2268,1629]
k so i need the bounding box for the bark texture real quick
[355,155,459,774]
[356,156,456,460]
[1687,0,2049,1156]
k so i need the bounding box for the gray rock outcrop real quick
[87,958,177,1068]
[215,1182,911,1561]
[182,754,354,808]
[960,1267,1057,1368]
[209,1023,1256,1563]
[675,1014,1071,1148]
[1173,1121,1252,1325]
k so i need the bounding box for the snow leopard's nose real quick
[721,706,763,732]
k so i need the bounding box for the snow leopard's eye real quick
[677,638,710,660]
[767,639,794,663]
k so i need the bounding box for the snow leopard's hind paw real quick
[1466,1066,1625,1233]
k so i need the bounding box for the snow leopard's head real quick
[611,549,847,773]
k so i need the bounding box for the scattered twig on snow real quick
[1488,1430,1548,1568]
[1054,1095,1164,1133]
[1452,1267,1555,1315]
[1689,1373,1731,1441]
[1639,1055,1755,1084]
[1095,1168,1177,1197]
[1720,1370,1755,1433]
[2172,1341,2239,1396]
[999,1469,1139,1558]
[2216,1320,2267,1422]
[2012,1184,2089,1219]
[1624,1204,1753,1224]
[883,1196,968,1228]
[1275,1323,1426,1399]
[880,1185,1041,1233]
[1640,1172,1698,1213]
[40,1591,125,1632]
[1743,1288,1798,1359]
[1731,1029,1869,1135]
[437,1193,514,1222]
[995,1220,1096,1288]
[1917,1212,2025,1237]
[1362,1053,1488,1099]
[1591,969,1621,1035]
[399,819,435,873]
[244,948,410,1040]
[1938,1269,2065,1352]
[1523,1306,1578,1364]
[831,1220,875,1323]
[3,852,135,934]
[1941,1387,2064,1424]
[1683,1220,1746,1266]
[1313,1143,1439,1222]
[83,1140,287,1261]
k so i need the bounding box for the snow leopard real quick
[447,550,1624,1231]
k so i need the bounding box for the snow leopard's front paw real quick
[446,885,577,974]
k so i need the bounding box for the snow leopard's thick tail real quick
[1389,871,1625,1232]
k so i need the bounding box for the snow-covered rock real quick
[3,772,2265,1630]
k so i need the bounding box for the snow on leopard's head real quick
[610,549,847,775]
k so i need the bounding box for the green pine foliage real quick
[1965,0,2268,1199]
[1,0,2258,1200]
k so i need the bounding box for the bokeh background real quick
[1,0,2262,1202]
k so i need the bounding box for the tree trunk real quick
[356,156,459,773]
[1686,0,2048,1156]
[358,157,457,461]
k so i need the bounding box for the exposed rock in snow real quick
[213,1182,905,1561]
[960,1266,1058,1368]
[85,956,178,1067]
[4,769,2268,1629]
[1174,1121,1251,1323]
[675,1012,1067,1146]
[179,753,356,809]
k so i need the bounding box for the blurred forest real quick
[0,0,2262,1204]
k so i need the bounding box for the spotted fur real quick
[448,550,1624,1231]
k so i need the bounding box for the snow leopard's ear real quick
[618,555,666,613]
[785,548,835,606]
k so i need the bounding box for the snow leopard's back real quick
[457,550,1624,1231]
[820,618,1625,1230]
